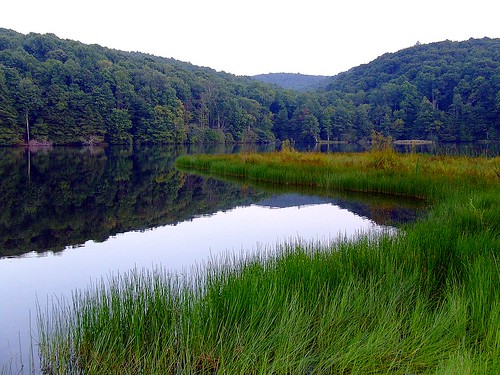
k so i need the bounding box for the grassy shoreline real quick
[177,149,498,199]
[39,150,499,374]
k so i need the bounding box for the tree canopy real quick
[0,29,498,145]
[321,38,500,142]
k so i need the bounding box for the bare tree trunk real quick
[26,111,30,144]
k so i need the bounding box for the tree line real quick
[0,29,498,146]
[319,38,499,142]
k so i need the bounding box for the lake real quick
[0,145,427,373]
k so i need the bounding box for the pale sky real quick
[1,0,499,76]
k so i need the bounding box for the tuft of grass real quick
[39,151,500,374]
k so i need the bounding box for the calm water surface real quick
[0,146,426,373]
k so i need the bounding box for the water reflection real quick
[308,141,499,156]
[208,177,427,228]
[0,145,428,372]
[0,145,425,259]
[0,146,268,258]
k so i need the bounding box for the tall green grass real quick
[176,150,498,200]
[38,150,499,374]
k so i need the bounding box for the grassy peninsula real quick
[39,149,499,374]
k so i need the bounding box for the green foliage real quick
[107,108,133,144]
[370,130,393,151]
[0,29,284,146]
[368,131,398,170]
[323,38,500,142]
[0,29,498,146]
[0,67,21,143]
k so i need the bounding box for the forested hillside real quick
[0,29,498,145]
[320,38,500,142]
[0,29,282,145]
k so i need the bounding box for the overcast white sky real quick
[1,0,498,76]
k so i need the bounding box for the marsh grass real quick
[176,150,499,200]
[39,151,499,374]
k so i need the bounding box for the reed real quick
[38,150,500,374]
[176,150,499,200]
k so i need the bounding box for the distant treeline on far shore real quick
[0,28,498,146]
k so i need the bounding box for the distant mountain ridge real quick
[251,73,328,91]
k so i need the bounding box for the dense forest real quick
[321,38,500,142]
[0,28,498,145]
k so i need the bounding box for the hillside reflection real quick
[0,146,426,258]
[0,146,268,257]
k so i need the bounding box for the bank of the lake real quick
[39,150,499,374]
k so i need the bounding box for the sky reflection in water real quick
[0,194,390,369]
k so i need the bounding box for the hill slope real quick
[319,38,499,142]
[0,29,498,145]
[0,28,281,145]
